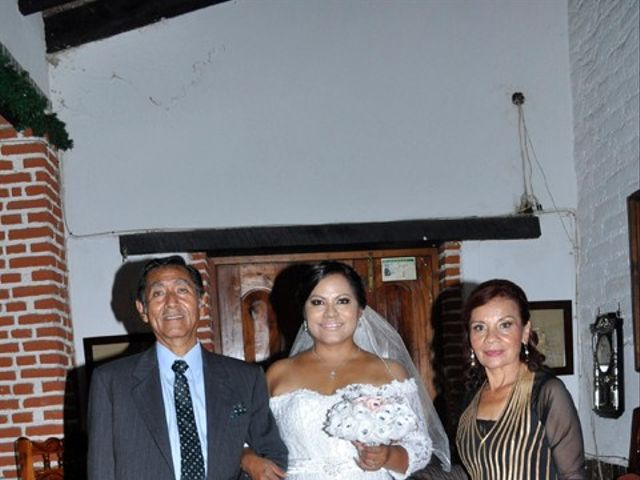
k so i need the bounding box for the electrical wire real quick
[517,103,539,211]
[515,99,578,251]
[515,97,541,213]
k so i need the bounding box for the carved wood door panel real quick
[213,261,289,361]
[208,249,439,393]
[350,253,438,396]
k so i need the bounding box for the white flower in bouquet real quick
[323,386,418,446]
[389,413,414,440]
[373,422,393,443]
[374,404,396,424]
[355,418,375,444]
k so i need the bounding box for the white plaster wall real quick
[66,236,129,361]
[0,2,48,94]
[569,0,640,466]
[49,0,575,233]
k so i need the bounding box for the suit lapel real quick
[203,350,236,479]
[131,346,175,474]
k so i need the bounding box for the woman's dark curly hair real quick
[462,279,546,391]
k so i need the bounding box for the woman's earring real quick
[523,343,530,362]
[303,320,308,332]
[470,350,476,367]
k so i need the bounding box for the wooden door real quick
[208,249,439,395]
[351,253,438,396]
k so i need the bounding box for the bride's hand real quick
[241,447,287,479]
[353,441,391,471]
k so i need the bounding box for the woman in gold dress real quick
[456,279,585,480]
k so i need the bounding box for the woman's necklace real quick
[312,346,360,380]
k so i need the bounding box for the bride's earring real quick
[470,350,476,367]
[303,320,308,332]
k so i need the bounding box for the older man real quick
[87,256,287,479]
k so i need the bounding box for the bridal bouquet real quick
[323,385,418,446]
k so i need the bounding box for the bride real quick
[241,261,450,479]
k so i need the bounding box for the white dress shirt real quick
[157,342,208,479]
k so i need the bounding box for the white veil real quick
[289,306,451,471]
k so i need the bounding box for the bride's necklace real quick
[312,346,360,380]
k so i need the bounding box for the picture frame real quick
[83,332,155,381]
[529,300,574,375]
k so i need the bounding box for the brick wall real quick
[433,241,465,443]
[0,116,73,479]
[569,0,639,464]
[189,252,218,352]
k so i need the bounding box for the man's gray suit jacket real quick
[87,344,287,480]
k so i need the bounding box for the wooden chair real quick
[15,437,64,480]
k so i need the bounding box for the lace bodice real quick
[270,379,431,479]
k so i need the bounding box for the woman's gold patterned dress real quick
[456,369,586,480]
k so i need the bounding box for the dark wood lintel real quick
[33,0,231,53]
[119,215,541,257]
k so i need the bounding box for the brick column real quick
[189,252,218,352]
[0,116,73,479]
[433,241,465,445]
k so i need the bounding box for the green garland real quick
[0,51,73,150]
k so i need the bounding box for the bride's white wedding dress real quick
[270,379,432,479]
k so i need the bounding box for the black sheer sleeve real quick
[535,374,586,480]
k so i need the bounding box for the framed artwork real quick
[83,332,155,381]
[529,300,574,375]
[629,190,640,371]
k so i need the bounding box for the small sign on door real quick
[381,257,417,282]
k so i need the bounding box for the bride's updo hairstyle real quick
[296,261,367,313]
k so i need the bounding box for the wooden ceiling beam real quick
[39,0,230,53]
[119,215,542,257]
[18,0,76,16]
